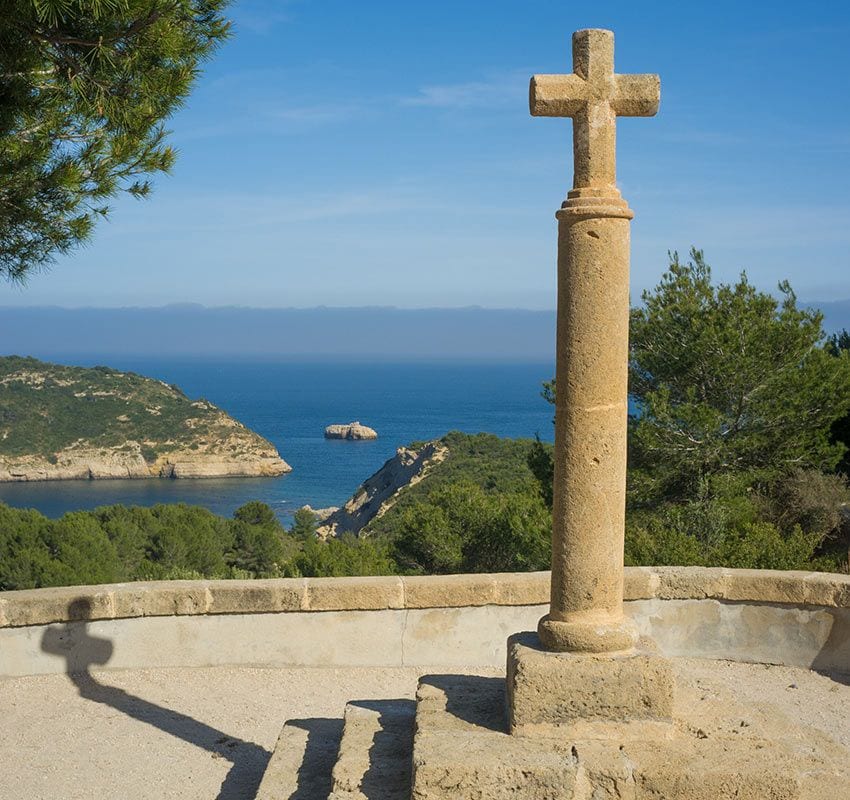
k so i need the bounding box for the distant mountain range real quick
[1,300,847,361]
[0,305,557,360]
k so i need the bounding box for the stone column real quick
[538,190,638,654]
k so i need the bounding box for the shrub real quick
[625,501,828,571]
[292,534,396,578]
[758,469,850,539]
[391,480,551,575]
[0,500,295,589]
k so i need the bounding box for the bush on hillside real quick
[366,431,542,538]
[290,534,396,578]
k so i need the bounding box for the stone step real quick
[328,699,416,800]
[411,674,585,799]
[409,671,845,799]
[255,717,344,800]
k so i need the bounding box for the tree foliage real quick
[0,0,230,280]
[290,507,318,541]
[628,249,850,503]
[828,330,850,476]
[0,496,409,589]
[538,250,850,573]
[291,534,397,578]
[625,512,827,571]
[527,435,554,509]
[391,480,551,575]
[0,500,287,590]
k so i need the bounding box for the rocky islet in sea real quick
[324,421,378,440]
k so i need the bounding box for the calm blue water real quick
[0,359,554,524]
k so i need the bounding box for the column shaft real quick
[538,205,638,653]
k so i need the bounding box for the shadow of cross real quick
[41,598,271,800]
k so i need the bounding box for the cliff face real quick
[0,357,291,481]
[0,439,290,482]
[316,441,448,539]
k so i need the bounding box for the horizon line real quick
[4,298,850,313]
[0,303,560,313]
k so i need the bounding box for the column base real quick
[538,612,638,653]
[507,632,674,740]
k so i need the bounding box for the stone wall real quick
[1,567,849,678]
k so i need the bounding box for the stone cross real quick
[531,29,659,653]
[530,28,659,190]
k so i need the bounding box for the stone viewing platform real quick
[4,659,845,800]
[1,567,849,799]
[323,422,378,440]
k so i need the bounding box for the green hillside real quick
[0,356,288,477]
[2,356,210,457]
[365,431,541,537]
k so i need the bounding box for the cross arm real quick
[611,74,660,117]
[529,74,588,117]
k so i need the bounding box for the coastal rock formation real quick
[0,356,291,482]
[0,444,291,483]
[316,440,448,539]
[324,421,378,440]
[298,505,339,523]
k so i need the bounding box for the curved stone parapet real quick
[1,567,849,678]
[2,567,848,629]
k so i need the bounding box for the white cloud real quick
[400,71,528,110]
[268,103,360,127]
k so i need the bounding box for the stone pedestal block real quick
[507,632,674,739]
[408,669,828,800]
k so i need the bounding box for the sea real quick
[0,358,555,525]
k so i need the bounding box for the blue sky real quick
[5,0,850,309]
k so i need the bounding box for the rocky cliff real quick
[316,440,448,538]
[0,356,291,481]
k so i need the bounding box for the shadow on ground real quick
[418,673,506,732]
[281,718,344,800]
[812,606,850,684]
[41,598,271,800]
[349,700,415,800]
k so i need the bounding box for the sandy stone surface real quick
[1,659,848,800]
[1,664,498,800]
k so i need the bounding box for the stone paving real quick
[2,659,849,800]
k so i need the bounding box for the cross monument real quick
[532,29,659,654]
[506,29,673,741]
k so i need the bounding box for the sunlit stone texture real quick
[531,29,660,653]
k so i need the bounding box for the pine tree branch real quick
[25,4,173,50]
